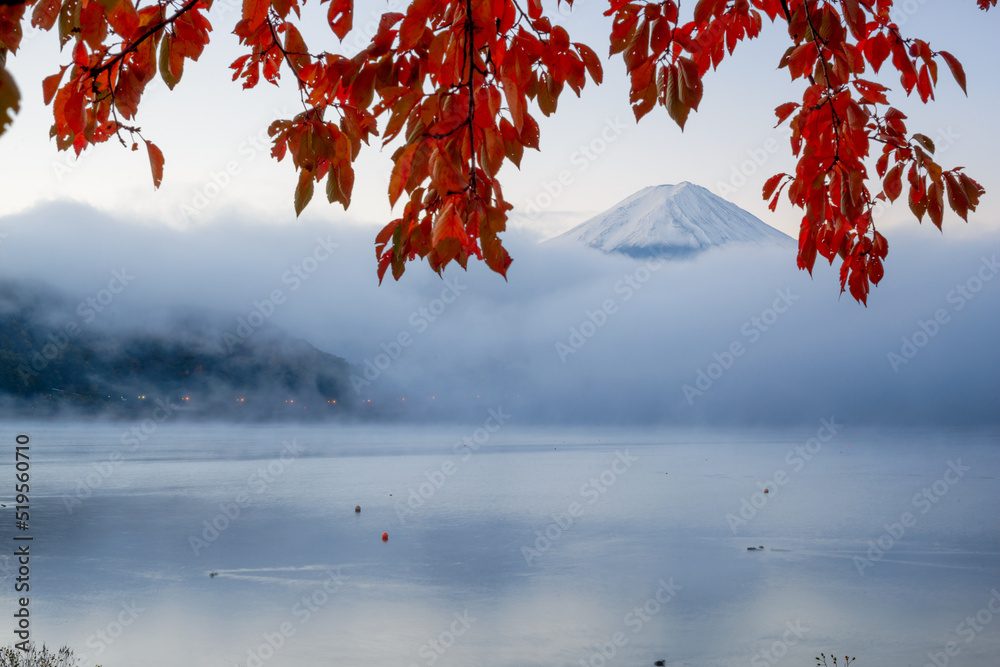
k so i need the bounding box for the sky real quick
[1,0,998,426]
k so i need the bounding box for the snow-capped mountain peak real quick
[551,182,794,258]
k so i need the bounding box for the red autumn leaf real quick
[327,0,352,40]
[106,0,140,42]
[762,173,785,200]
[866,31,891,73]
[944,171,969,221]
[883,163,903,202]
[926,180,944,229]
[389,142,419,207]
[575,42,603,84]
[145,140,164,188]
[774,101,799,126]
[72,39,89,67]
[841,0,866,40]
[31,0,61,31]
[937,50,967,96]
[294,167,314,216]
[243,0,270,30]
[41,67,66,105]
[431,203,467,247]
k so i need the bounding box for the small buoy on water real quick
[382,532,389,541]
[355,505,361,513]
[764,488,769,494]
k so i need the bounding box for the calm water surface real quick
[0,421,998,667]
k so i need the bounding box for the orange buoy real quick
[381,532,389,541]
[764,488,769,494]
[355,505,361,513]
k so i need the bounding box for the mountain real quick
[0,280,355,419]
[550,182,795,258]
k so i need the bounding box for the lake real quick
[1,420,998,667]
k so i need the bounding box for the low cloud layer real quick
[1,201,998,426]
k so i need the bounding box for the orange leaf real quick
[432,203,467,247]
[105,0,140,42]
[294,167,313,216]
[41,67,66,105]
[389,142,419,207]
[243,0,271,30]
[145,140,164,188]
[72,40,89,67]
[31,0,61,31]
[328,0,353,40]
[398,10,425,51]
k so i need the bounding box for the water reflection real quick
[1,423,997,667]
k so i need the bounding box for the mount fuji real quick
[550,182,795,258]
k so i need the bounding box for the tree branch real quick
[88,0,202,81]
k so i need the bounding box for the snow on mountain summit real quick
[551,182,795,258]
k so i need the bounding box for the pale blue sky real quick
[2,0,997,241]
